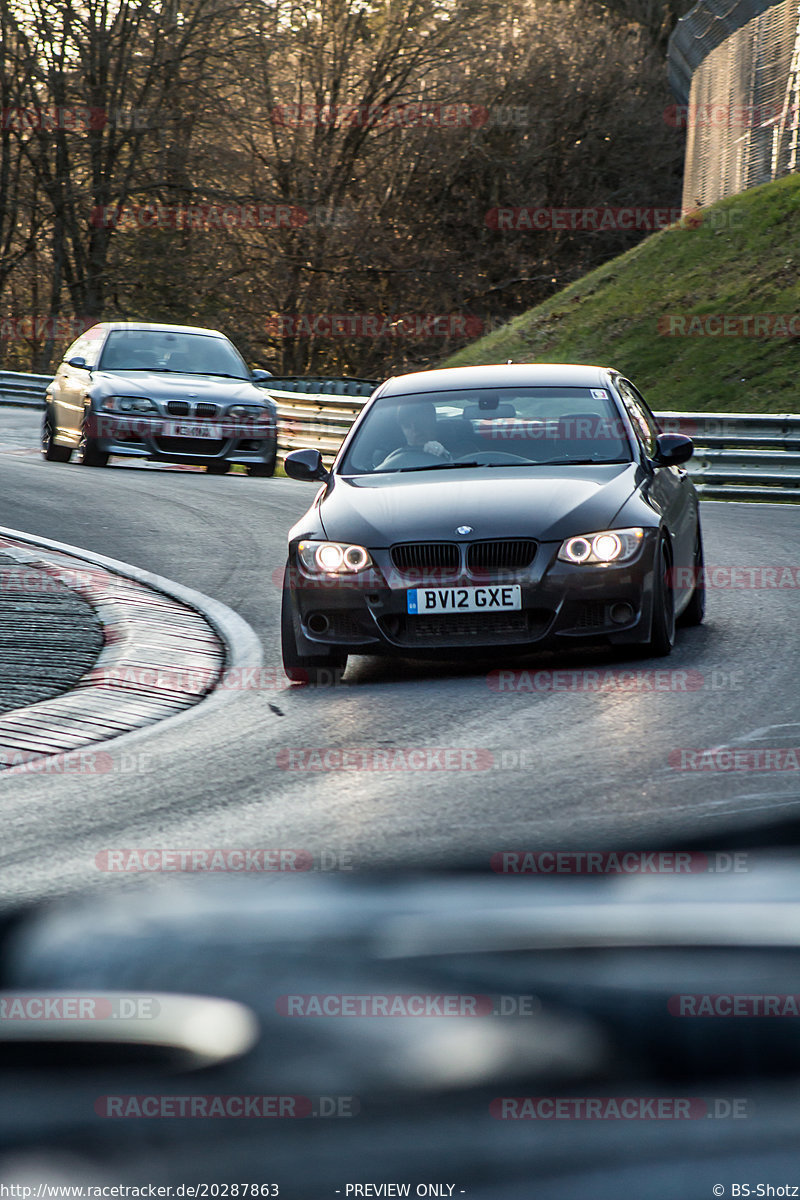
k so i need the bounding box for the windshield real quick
[339,386,633,474]
[98,330,250,378]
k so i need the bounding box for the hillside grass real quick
[441,174,800,413]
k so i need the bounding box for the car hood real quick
[90,371,266,403]
[319,464,642,545]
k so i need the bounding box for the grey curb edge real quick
[0,523,267,764]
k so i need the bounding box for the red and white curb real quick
[0,527,264,772]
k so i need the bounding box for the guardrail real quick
[270,395,800,502]
[3,370,798,500]
[657,411,800,502]
[0,370,54,407]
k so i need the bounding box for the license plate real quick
[165,422,221,439]
[407,585,522,615]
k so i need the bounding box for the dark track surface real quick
[0,409,798,907]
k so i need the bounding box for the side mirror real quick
[284,448,330,482]
[651,432,693,467]
[251,368,272,382]
[67,356,91,370]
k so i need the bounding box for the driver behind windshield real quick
[373,402,453,469]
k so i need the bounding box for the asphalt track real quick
[0,408,798,908]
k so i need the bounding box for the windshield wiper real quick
[177,371,248,379]
[396,460,575,472]
[395,461,484,473]
[107,368,247,378]
[532,457,630,466]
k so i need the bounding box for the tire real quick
[644,535,676,656]
[246,450,276,477]
[678,525,705,627]
[281,570,347,685]
[206,461,231,474]
[41,410,72,462]
[76,409,109,467]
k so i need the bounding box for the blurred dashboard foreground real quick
[3,838,800,1198]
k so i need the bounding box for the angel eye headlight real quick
[100,395,158,413]
[297,541,373,574]
[559,527,644,565]
[342,544,369,570]
[316,543,344,571]
[562,536,592,564]
[592,533,622,562]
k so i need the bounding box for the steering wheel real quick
[373,448,445,471]
[456,451,533,465]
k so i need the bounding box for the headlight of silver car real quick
[99,396,159,413]
[558,527,644,565]
[228,405,272,423]
[298,540,373,574]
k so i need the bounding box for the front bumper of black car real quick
[285,532,660,659]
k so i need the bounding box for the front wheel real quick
[678,526,705,626]
[41,410,72,462]
[76,410,109,467]
[246,452,276,477]
[281,571,347,685]
[644,536,676,656]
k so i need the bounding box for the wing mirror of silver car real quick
[67,356,91,370]
[284,448,331,481]
[651,432,694,467]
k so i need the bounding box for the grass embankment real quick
[442,174,800,413]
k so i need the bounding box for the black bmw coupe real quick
[282,364,703,682]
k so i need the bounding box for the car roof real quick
[93,322,228,338]
[378,363,618,395]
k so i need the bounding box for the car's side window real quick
[64,328,102,366]
[617,379,658,458]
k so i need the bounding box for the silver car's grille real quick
[466,540,537,574]
[165,400,220,418]
[155,437,226,454]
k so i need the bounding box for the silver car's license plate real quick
[165,422,221,439]
[407,585,522,615]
